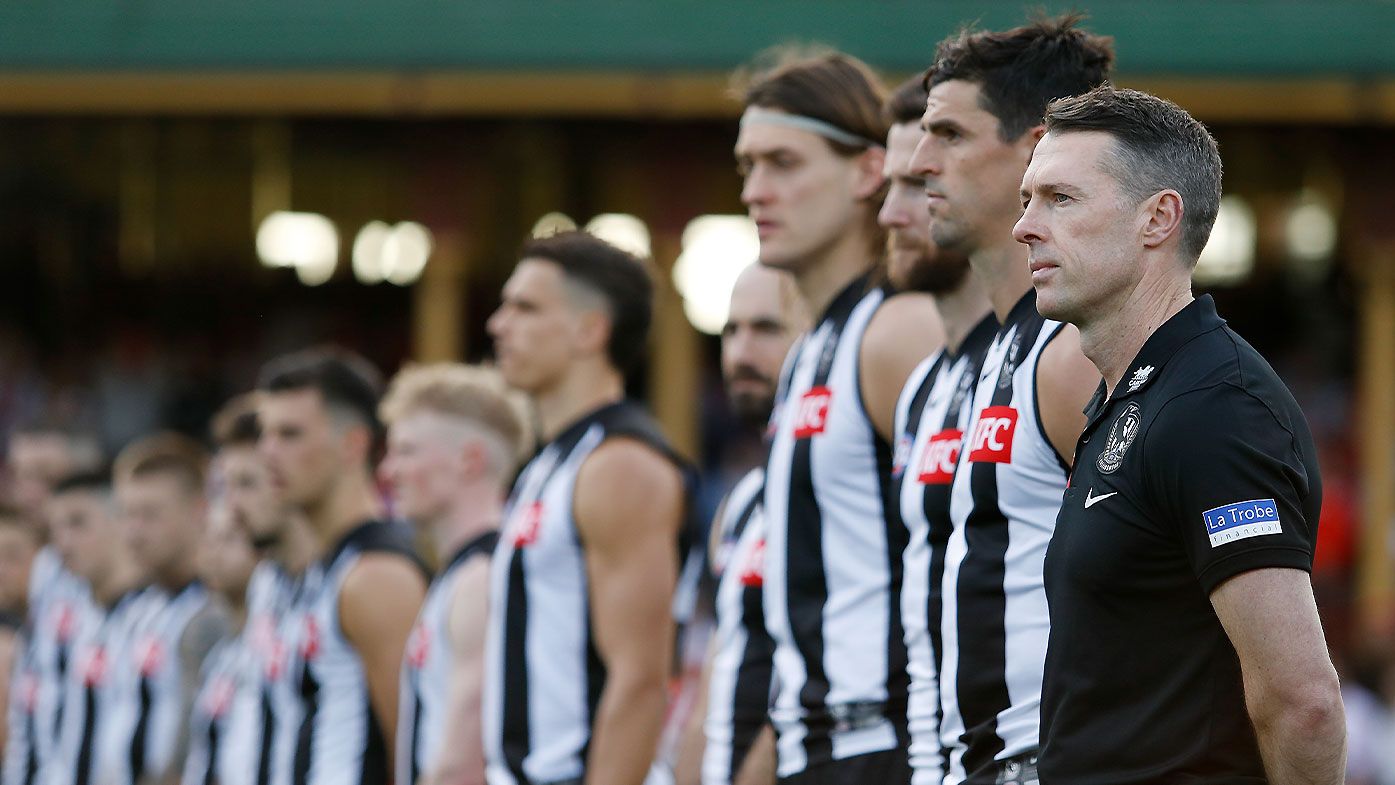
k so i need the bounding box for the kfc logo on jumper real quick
[793,387,832,438]
[406,624,431,670]
[83,647,108,687]
[967,406,1019,463]
[739,540,766,587]
[510,501,544,548]
[917,429,964,484]
[136,638,165,677]
[301,618,321,662]
[202,677,235,718]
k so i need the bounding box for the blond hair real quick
[380,363,533,473]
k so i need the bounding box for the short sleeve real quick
[1143,385,1317,594]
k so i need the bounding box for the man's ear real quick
[1141,190,1186,250]
[853,147,888,201]
[1016,125,1047,165]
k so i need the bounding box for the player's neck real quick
[154,564,198,594]
[972,238,1033,322]
[433,487,503,562]
[533,365,625,444]
[307,470,384,553]
[222,593,248,632]
[1081,274,1194,397]
[272,514,317,577]
[933,273,994,354]
[92,558,144,608]
[794,230,877,321]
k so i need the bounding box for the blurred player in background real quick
[672,262,807,785]
[378,363,529,785]
[257,348,427,785]
[735,50,942,783]
[879,74,996,785]
[0,507,39,752]
[182,495,260,785]
[907,16,1112,784]
[483,231,691,785]
[47,471,152,785]
[3,421,104,785]
[114,434,229,785]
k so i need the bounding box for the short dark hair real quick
[926,14,1115,142]
[114,432,210,496]
[885,75,930,126]
[1045,86,1223,262]
[257,346,384,433]
[211,394,262,449]
[739,47,889,157]
[10,416,104,472]
[519,231,654,376]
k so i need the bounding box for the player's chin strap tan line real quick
[739,106,885,150]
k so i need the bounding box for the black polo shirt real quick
[1039,295,1321,784]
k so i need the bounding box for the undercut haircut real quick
[1045,85,1223,262]
[114,432,211,496]
[885,74,930,126]
[257,346,385,435]
[739,46,891,157]
[519,231,654,377]
[211,394,262,450]
[380,363,533,473]
[0,504,38,538]
[925,14,1115,142]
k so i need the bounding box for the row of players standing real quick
[677,15,1345,785]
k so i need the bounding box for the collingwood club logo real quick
[1096,401,1141,474]
[997,336,1021,390]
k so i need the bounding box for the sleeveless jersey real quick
[287,521,424,785]
[396,530,499,785]
[49,588,160,785]
[183,635,262,785]
[3,547,89,785]
[761,275,909,777]
[701,468,773,785]
[893,314,998,785]
[940,291,1070,784]
[246,563,302,785]
[482,401,690,785]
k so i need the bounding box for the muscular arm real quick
[1035,324,1100,467]
[859,293,945,444]
[340,554,427,767]
[575,438,685,785]
[421,558,490,785]
[1211,568,1345,784]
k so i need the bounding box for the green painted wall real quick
[1,1,1393,75]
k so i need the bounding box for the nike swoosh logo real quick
[1084,490,1118,509]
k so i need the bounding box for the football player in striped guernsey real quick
[378,363,529,785]
[734,49,944,784]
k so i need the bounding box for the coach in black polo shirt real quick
[1014,85,1346,784]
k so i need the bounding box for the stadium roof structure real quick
[1,0,1393,120]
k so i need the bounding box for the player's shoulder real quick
[861,291,943,354]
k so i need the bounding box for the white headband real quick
[739,106,884,150]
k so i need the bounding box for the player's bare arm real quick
[1035,324,1101,467]
[340,553,428,766]
[575,437,684,785]
[1211,567,1345,785]
[859,292,946,443]
[423,557,490,785]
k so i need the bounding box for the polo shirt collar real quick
[1084,294,1226,421]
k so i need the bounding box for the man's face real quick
[878,121,972,293]
[48,490,120,586]
[735,117,877,271]
[487,259,590,394]
[197,501,258,603]
[0,524,37,612]
[910,80,1039,255]
[258,388,349,512]
[379,412,471,527]
[217,446,286,551]
[1015,131,1144,324]
[118,473,205,584]
[8,435,73,522]
[721,265,804,425]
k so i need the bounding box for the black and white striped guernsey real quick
[940,290,1070,784]
[701,468,772,785]
[893,314,998,785]
[396,529,499,785]
[482,400,690,785]
[183,634,261,785]
[246,562,301,785]
[761,275,910,777]
[286,521,425,785]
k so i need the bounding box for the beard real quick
[897,251,973,295]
